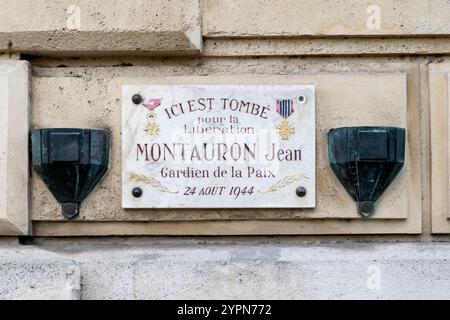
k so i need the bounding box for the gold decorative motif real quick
[276,118,295,140]
[145,113,160,137]
[258,173,309,194]
[129,173,178,194]
[145,121,160,137]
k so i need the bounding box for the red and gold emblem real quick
[142,99,161,137]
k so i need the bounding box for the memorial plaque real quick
[122,85,315,208]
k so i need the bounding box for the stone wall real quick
[1,0,450,299]
[1,241,450,300]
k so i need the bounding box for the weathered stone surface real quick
[429,62,450,234]
[202,38,450,57]
[0,61,30,235]
[29,58,422,235]
[202,0,450,37]
[0,245,80,300]
[0,0,202,55]
[0,53,20,60]
[1,242,449,299]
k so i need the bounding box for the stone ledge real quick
[1,242,449,299]
[0,245,80,300]
[203,38,450,57]
[0,0,202,55]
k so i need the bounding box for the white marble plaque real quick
[122,85,315,208]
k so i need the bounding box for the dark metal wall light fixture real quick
[31,128,110,219]
[328,126,405,218]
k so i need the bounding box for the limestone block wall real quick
[0,0,202,55]
[0,0,449,239]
